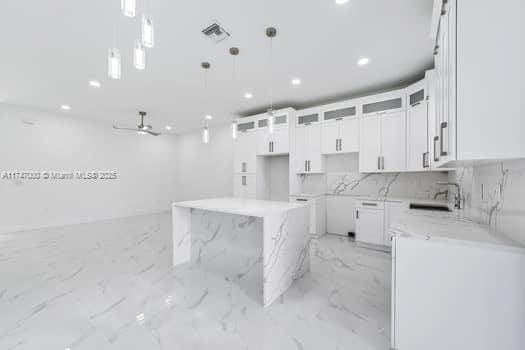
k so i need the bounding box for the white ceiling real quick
[0,0,435,133]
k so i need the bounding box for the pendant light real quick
[134,39,146,70]
[108,3,122,79]
[230,47,240,139]
[203,124,210,144]
[231,120,238,139]
[142,0,154,48]
[108,49,122,79]
[121,0,136,18]
[142,15,154,48]
[266,27,277,134]
[201,62,211,144]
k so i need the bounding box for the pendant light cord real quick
[113,0,118,47]
[269,37,274,112]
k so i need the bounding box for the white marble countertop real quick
[390,209,525,253]
[353,196,450,205]
[173,197,308,218]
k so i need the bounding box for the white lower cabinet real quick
[356,199,408,247]
[234,174,256,199]
[355,200,385,246]
[384,201,409,246]
[289,195,326,235]
[326,196,355,236]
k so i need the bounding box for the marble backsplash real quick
[451,159,525,244]
[299,171,450,200]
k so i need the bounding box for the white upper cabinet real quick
[256,114,289,156]
[295,109,323,173]
[321,104,359,154]
[381,111,407,172]
[431,0,525,166]
[406,78,430,171]
[361,91,406,117]
[321,123,340,155]
[234,125,257,174]
[359,116,382,172]
[359,90,407,173]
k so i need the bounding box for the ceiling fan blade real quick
[113,125,139,132]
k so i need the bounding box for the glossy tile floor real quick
[0,213,391,350]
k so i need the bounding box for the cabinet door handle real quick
[296,198,308,202]
[340,139,342,151]
[433,137,440,162]
[304,160,307,172]
[242,176,246,186]
[362,202,378,207]
[440,122,448,156]
[423,152,429,168]
[356,210,359,219]
[308,160,311,172]
[335,138,338,151]
[410,101,421,107]
[377,156,381,170]
[242,162,246,172]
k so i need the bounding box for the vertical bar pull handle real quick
[440,122,448,156]
[433,136,440,162]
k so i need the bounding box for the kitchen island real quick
[172,198,310,307]
[389,210,525,350]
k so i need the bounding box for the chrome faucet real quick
[437,182,462,209]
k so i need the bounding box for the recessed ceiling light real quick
[291,78,302,86]
[89,80,101,88]
[335,0,349,5]
[244,92,253,99]
[61,105,71,111]
[165,125,172,131]
[358,57,370,66]
[205,114,213,120]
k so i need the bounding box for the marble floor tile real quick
[0,213,391,350]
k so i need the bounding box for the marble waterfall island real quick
[172,198,311,307]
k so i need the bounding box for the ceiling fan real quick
[113,111,161,136]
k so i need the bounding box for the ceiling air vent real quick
[201,21,230,43]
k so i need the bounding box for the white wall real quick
[0,104,179,234]
[175,123,234,201]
